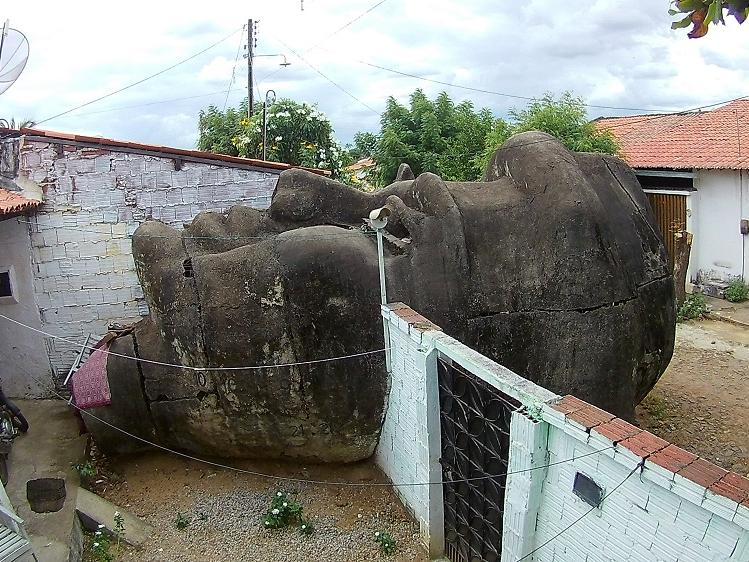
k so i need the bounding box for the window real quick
[0,267,17,304]
[0,271,10,297]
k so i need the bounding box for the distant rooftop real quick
[0,188,42,219]
[596,99,749,170]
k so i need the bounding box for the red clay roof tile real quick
[596,99,749,170]
[0,189,42,218]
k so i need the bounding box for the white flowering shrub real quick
[262,490,313,535]
[229,99,350,179]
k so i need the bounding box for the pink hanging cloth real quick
[71,340,112,409]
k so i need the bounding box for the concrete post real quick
[501,410,549,561]
[424,345,445,558]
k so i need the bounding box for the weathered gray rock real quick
[95,131,675,462]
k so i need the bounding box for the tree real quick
[373,90,496,185]
[0,118,36,129]
[670,1,748,38]
[197,98,349,178]
[476,92,620,172]
[347,132,378,160]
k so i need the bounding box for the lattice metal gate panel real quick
[438,359,521,562]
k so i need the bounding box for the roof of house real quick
[595,99,749,170]
[346,157,376,172]
[0,188,42,219]
[0,127,329,175]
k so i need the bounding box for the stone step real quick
[74,488,151,548]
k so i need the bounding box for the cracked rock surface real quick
[90,131,675,461]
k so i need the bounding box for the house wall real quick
[378,303,749,560]
[0,218,52,397]
[4,137,279,391]
[692,169,748,282]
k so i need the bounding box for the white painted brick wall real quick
[16,139,279,386]
[375,304,749,562]
[528,424,749,562]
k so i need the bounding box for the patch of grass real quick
[725,278,749,303]
[642,395,669,424]
[374,530,396,555]
[175,513,190,531]
[677,294,709,322]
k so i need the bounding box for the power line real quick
[516,462,642,561]
[272,35,380,115]
[257,0,391,86]
[36,27,244,126]
[224,24,247,111]
[0,312,386,372]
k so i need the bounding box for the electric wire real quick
[223,24,247,111]
[256,0,391,86]
[271,35,380,115]
[0,312,386,372]
[515,462,642,561]
[35,27,244,126]
[47,385,617,488]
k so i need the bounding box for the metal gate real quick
[645,192,687,269]
[438,359,521,562]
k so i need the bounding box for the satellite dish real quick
[0,20,30,96]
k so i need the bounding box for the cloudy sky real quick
[1,1,747,149]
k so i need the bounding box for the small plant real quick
[262,490,305,530]
[676,294,709,322]
[175,512,190,531]
[73,461,97,488]
[374,530,397,555]
[113,511,125,552]
[725,278,749,303]
[90,525,113,562]
[299,519,315,535]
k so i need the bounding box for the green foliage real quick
[670,1,748,38]
[724,278,749,302]
[676,293,710,322]
[198,98,350,179]
[374,530,396,555]
[373,90,496,185]
[262,490,311,535]
[0,118,36,129]
[477,92,620,173]
[347,132,378,160]
[197,101,247,156]
[89,529,113,562]
[174,512,190,531]
[73,461,98,490]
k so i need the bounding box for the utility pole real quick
[247,18,254,119]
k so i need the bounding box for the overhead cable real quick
[36,26,244,125]
[0,313,386,372]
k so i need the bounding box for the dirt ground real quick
[88,453,428,562]
[75,317,748,561]
[636,318,749,476]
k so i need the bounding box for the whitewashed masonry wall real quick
[7,136,279,389]
[377,303,749,561]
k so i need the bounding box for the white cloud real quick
[0,0,747,148]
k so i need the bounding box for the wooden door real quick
[645,192,687,269]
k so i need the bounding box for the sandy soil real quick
[636,319,749,475]
[88,453,428,562]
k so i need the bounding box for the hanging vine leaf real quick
[670,0,749,37]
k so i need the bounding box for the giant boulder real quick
[91,132,675,461]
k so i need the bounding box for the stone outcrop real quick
[90,132,675,461]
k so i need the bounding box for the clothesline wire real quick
[48,384,616,488]
[515,462,642,561]
[14,219,377,242]
[0,313,386,372]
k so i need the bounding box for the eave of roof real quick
[0,188,43,219]
[0,127,330,176]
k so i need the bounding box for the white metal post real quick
[376,228,391,372]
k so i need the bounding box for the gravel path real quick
[92,454,428,562]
